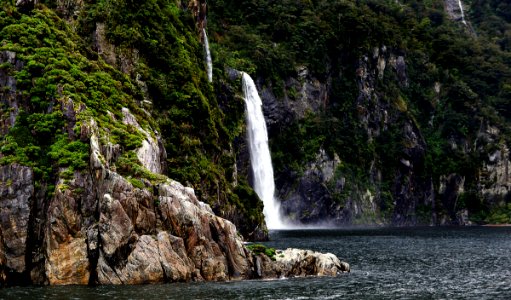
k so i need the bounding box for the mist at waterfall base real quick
[203,29,213,82]
[241,72,288,229]
[3,227,510,299]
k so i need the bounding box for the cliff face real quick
[257,46,511,227]
[212,0,511,227]
[256,51,435,226]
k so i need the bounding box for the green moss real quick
[246,244,277,261]
[127,177,145,190]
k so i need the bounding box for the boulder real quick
[255,248,350,279]
[275,248,349,277]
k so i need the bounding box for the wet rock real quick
[444,0,466,23]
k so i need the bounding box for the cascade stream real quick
[241,72,286,229]
[203,29,213,82]
[458,0,467,25]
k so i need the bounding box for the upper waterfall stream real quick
[458,0,467,25]
[241,72,286,229]
[203,29,213,82]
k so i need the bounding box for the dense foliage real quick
[0,4,146,196]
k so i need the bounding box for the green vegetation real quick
[246,243,277,260]
[0,3,151,197]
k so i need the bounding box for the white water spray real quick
[457,0,467,25]
[241,72,286,229]
[202,29,213,82]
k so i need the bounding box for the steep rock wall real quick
[253,43,509,227]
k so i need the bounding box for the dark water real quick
[1,227,510,299]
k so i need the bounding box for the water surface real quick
[1,227,510,299]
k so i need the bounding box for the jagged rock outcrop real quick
[260,66,329,135]
[478,124,511,201]
[0,114,348,286]
[278,149,347,224]
[121,108,166,174]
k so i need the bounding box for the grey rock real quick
[0,165,33,275]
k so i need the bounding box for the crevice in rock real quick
[104,234,137,270]
[24,180,45,285]
[86,219,100,285]
[155,235,170,283]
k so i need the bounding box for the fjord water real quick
[1,227,510,299]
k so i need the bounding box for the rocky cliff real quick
[0,120,349,285]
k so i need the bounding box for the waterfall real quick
[242,72,286,229]
[457,0,467,25]
[203,29,213,82]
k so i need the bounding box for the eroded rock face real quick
[45,170,95,285]
[279,149,347,225]
[260,66,328,135]
[0,164,33,283]
[478,124,511,201]
[121,107,166,174]
[254,48,436,227]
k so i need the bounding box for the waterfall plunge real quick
[203,29,213,82]
[242,73,287,229]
